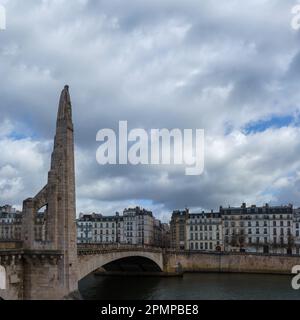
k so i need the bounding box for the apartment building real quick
[293,208,300,255]
[76,207,167,246]
[0,206,22,241]
[171,203,299,255]
[221,204,294,254]
[123,207,154,245]
[186,211,222,252]
[170,209,188,250]
[153,219,171,248]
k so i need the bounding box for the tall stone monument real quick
[22,86,78,299]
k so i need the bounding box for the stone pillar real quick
[21,86,78,299]
[22,198,35,250]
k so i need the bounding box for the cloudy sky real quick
[1,0,300,221]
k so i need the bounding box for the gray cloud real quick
[1,0,300,221]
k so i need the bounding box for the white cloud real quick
[1,0,300,218]
[0,121,51,205]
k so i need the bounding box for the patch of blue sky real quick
[135,199,154,208]
[8,131,29,140]
[243,114,294,134]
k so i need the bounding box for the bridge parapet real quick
[0,251,23,267]
[78,244,163,255]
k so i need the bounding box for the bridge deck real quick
[78,244,163,255]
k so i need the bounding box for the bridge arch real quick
[78,250,164,280]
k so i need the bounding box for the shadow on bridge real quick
[78,255,163,300]
[101,256,162,273]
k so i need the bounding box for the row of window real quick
[189,242,219,250]
[223,214,292,220]
[94,230,114,235]
[224,236,288,245]
[78,222,115,228]
[225,228,292,236]
[90,238,114,243]
[190,233,220,241]
[190,225,219,231]
[225,221,292,227]
[189,219,220,223]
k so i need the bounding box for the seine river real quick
[79,273,300,300]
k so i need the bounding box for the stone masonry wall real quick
[0,260,23,300]
[164,252,300,275]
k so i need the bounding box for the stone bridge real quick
[2,242,300,300]
[0,243,167,300]
[77,245,164,280]
[0,87,173,300]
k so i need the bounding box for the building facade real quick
[77,214,93,244]
[123,207,154,245]
[2,202,300,255]
[170,209,188,250]
[77,207,168,247]
[293,208,300,255]
[153,220,171,248]
[221,204,294,254]
[1,204,168,247]
[0,205,47,242]
[186,211,222,252]
[77,212,122,244]
[0,205,17,214]
[171,203,300,255]
[0,206,22,241]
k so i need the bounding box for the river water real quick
[79,273,300,300]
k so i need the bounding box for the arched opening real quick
[0,265,6,290]
[102,256,162,272]
[79,256,163,300]
[35,205,48,241]
[37,204,48,213]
